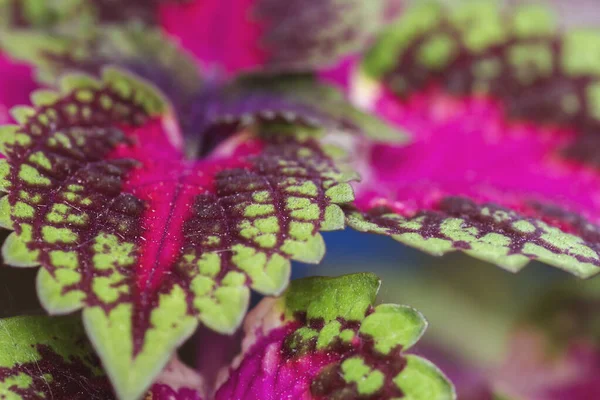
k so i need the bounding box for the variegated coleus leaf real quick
[0,68,356,399]
[0,315,205,400]
[188,73,406,150]
[160,0,401,74]
[0,275,452,400]
[0,27,403,149]
[0,25,203,141]
[346,1,600,277]
[20,26,200,97]
[215,273,455,400]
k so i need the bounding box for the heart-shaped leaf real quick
[0,315,205,400]
[215,273,455,400]
[348,2,600,277]
[0,68,356,399]
[160,0,401,74]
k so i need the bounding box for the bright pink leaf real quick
[348,2,600,276]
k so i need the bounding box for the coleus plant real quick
[0,274,452,399]
[0,0,599,399]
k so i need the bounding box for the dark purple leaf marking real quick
[215,273,454,400]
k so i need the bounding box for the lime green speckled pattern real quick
[346,198,600,278]
[226,273,456,399]
[0,65,360,400]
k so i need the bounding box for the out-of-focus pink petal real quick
[159,0,265,74]
[159,0,399,75]
[0,53,37,124]
[494,331,600,400]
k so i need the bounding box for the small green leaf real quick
[360,304,427,353]
[394,355,456,400]
[284,273,380,322]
